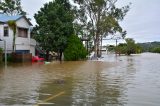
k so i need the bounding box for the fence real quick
[12,53,32,62]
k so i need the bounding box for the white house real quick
[0,13,36,56]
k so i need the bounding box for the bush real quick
[115,43,127,55]
[0,48,3,63]
[151,47,160,53]
[64,35,88,61]
[115,38,142,55]
[0,48,3,54]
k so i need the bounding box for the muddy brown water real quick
[0,53,160,106]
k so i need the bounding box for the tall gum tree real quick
[74,0,130,57]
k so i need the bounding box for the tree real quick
[7,20,16,52]
[74,0,130,57]
[0,0,26,15]
[64,35,87,61]
[125,38,136,55]
[151,47,160,53]
[107,45,115,52]
[34,0,74,61]
[116,43,127,55]
[116,38,141,55]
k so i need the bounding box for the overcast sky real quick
[21,0,160,44]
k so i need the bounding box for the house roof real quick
[0,13,32,26]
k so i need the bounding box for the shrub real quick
[0,48,3,54]
[0,48,3,63]
[64,35,88,61]
[115,38,142,55]
[151,47,160,53]
[115,43,127,55]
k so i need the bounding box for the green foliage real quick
[151,47,160,53]
[7,20,17,52]
[138,41,160,52]
[8,20,16,34]
[116,43,127,54]
[116,38,142,55]
[135,44,142,54]
[0,48,3,54]
[125,38,136,55]
[0,48,3,63]
[34,0,74,55]
[0,0,26,15]
[64,35,88,61]
[107,45,115,52]
[2,54,13,62]
[7,54,13,62]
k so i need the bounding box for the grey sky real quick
[21,0,51,25]
[21,0,160,44]
[119,0,160,43]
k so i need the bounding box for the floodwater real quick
[0,53,160,106]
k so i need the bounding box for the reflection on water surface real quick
[0,53,160,106]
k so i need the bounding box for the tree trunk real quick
[46,50,49,61]
[95,32,101,58]
[94,38,97,57]
[13,36,16,52]
[59,51,62,62]
[97,37,101,58]
[96,8,101,58]
[100,35,103,56]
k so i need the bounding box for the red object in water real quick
[32,56,44,62]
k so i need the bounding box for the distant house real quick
[0,13,36,56]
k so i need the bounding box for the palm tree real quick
[7,20,17,52]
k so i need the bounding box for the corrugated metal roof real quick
[0,13,32,25]
[0,13,22,22]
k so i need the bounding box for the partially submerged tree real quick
[115,43,127,55]
[74,0,130,57]
[34,0,74,61]
[0,0,26,15]
[151,47,160,53]
[64,35,87,61]
[7,20,17,52]
[125,38,136,55]
[116,38,141,55]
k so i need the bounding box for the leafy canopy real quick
[0,0,26,15]
[34,0,74,53]
[0,48,3,54]
[116,38,141,55]
[64,35,88,61]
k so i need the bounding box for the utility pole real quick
[115,39,118,56]
[103,35,122,56]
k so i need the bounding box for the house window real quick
[18,28,28,38]
[4,27,9,37]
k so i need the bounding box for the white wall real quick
[0,25,3,39]
[0,17,36,55]
[0,24,14,53]
[15,17,34,54]
[16,17,30,28]
[30,45,35,56]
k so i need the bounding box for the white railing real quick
[30,38,36,46]
[15,37,36,46]
[16,37,29,45]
